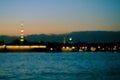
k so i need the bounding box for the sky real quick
[0,0,120,36]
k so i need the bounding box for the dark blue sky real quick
[0,0,120,35]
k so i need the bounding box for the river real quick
[0,52,120,80]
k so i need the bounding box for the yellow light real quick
[6,45,31,50]
[31,45,47,48]
[0,46,5,49]
[39,45,47,48]
[98,46,101,49]
[72,46,75,49]
[6,46,19,49]
[113,45,117,51]
[66,46,69,49]
[102,48,105,51]
[31,46,39,48]
[62,46,73,52]
[84,46,88,51]
[114,45,117,48]
[62,46,65,49]
[19,46,30,49]
[6,45,47,51]
[82,46,85,49]
[50,48,53,51]
[90,47,96,52]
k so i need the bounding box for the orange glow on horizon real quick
[0,22,120,36]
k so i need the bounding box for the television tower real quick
[20,23,24,44]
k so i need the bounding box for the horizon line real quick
[0,30,120,37]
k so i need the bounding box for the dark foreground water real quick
[0,52,120,80]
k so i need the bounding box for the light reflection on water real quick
[0,52,120,80]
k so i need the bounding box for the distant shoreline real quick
[0,43,119,52]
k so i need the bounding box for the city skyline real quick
[0,0,120,36]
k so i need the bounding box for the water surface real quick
[0,52,120,80]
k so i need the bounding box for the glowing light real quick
[0,45,5,49]
[19,46,30,49]
[82,46,85,49]
[31,45,47,48]
[6,45,31,50]
[21,30,24,32]
[62,46,73,52]
[90,47,96,52]
[84,46,87,51]
[50,48,53,51]
[20,36,24,38]
[69,37,72,41]
[113,45,117,51]
[21,23,23,26]
[79,49,83,52]
[66,46,69,49]
[6,46,19,49]
[39,45,47,48]
[98,46,101,49]
[20,39,24,42]
[6,45,46,50]
[62,46,65,49]
[80,46,87,51]
[72,46,75,49]
[102,48,105,51]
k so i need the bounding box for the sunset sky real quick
[0,0,120,36]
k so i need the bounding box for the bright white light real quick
[69,37,72,41]
[20,39,24,42]
[21,30,24,32]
